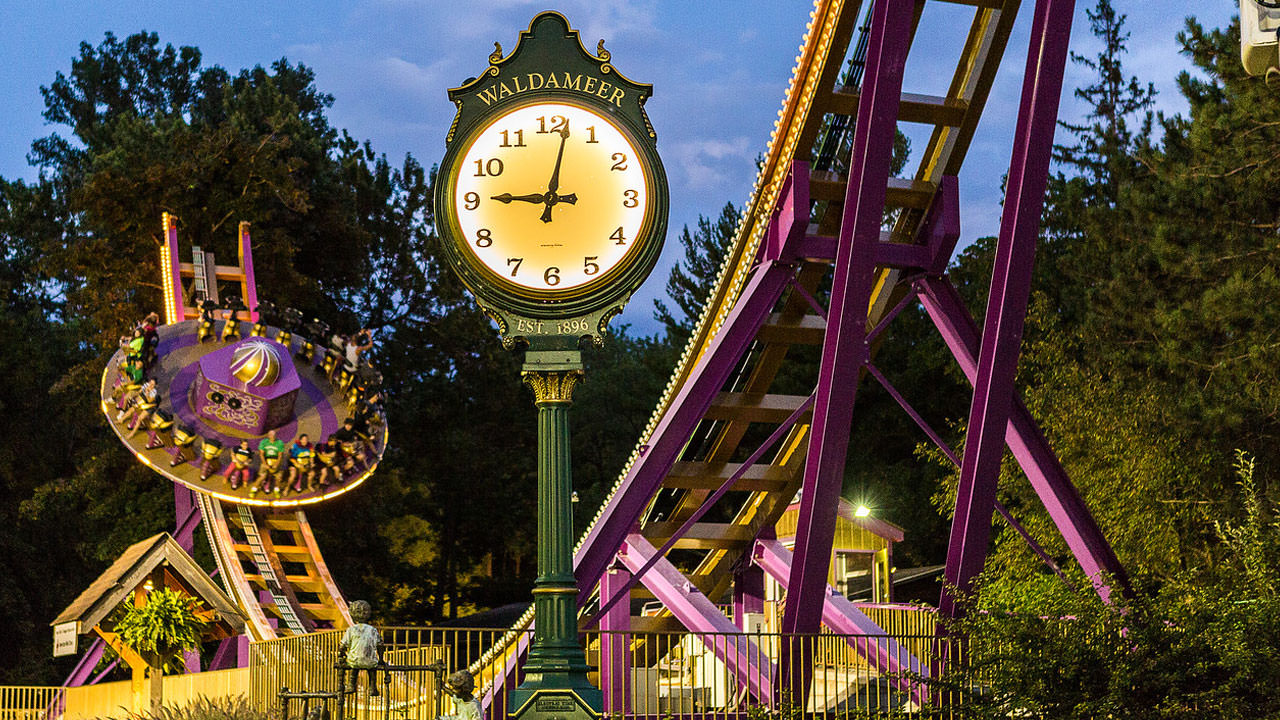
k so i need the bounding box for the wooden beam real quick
[704,392,812,424]
[629,615,689,633]
[829,87,969,126]
[664,461,791,492]
[643,522,755,549]
[810,171,935,209]
[757,313,826,345]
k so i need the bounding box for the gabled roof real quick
[776,498,905,548]
[835,499,904,543]
[52,533,245,636]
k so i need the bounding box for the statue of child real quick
[338,600,382,697]
[440,670,482,720]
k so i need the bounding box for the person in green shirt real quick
[258,429,286,463]
[254,429,287,495]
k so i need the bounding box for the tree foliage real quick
[941,453,1280,720]
[652,202,740,345]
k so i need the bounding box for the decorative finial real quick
[490,42,504,64]
[596,39,611,62]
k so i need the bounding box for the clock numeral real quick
[586,126,598,144]
[584,257,600,276]
[499,129,526,148]
[611,153,628,171]
[507,257,523,276]
[622,189,639,208]
[473,158,504,177]
[544,267,561,286]
[611,227,626,245]
[536,115,567,134]
[463,192,480,211]
[475,228,493,247]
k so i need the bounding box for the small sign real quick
[53,622,78,657]
[511,690,598,720]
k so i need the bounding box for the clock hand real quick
[541,122,571,223]
[546,121,570,195]
[490,193,546,204]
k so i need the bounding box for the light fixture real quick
[855,504,871,518]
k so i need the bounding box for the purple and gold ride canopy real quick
[192,339,300,436]
[100,319,385,507]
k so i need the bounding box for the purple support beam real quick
[762,161,811,264]
[207,636,239,671]
[940,0,1078,619]
[924,176,963,276]
[62,639,107,687]
[238,222,259,322]
[174,484,199,553]
[592,394,814,622]
[782,0,914,641]
[733,563,765,629]
[866,359,1075,584]
[918,276,1129,597]
[599,564,632,715]
[620,535,775,704]
[754,539,926,704]
[574,260,796,599]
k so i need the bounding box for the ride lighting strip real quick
[160,213,182,325]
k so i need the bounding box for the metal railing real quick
[250,624,982,719]
[252,627,514,720]
[0,687,62,720]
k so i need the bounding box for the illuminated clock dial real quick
[452,102,652,294]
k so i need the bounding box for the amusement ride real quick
[66,215,388,686]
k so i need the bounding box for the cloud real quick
[671,136,753,191]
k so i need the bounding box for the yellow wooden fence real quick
[62,668,248,720]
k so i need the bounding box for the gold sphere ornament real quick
[229,339,284,386]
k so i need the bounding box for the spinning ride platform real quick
[101,319,385,507]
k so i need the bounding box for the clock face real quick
[451,102,652,295]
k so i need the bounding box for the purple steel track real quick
[574,259,796,598]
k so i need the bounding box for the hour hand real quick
[539,194,578,223]
[490,193,545,204]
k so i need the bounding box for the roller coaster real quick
[473,0,1124,711]
[69,0,1120,712]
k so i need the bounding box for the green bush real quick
[935,452,1280,719]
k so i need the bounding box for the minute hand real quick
[541,122,571,223]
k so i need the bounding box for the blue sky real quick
[0,1,1235,335]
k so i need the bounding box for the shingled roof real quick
[52,532,245,636]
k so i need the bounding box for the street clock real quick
[436,11,668,355]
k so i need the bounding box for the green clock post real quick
[434,12,668,719]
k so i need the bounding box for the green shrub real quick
[115,587,208,660]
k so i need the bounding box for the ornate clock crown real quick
[445,12,657,146]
